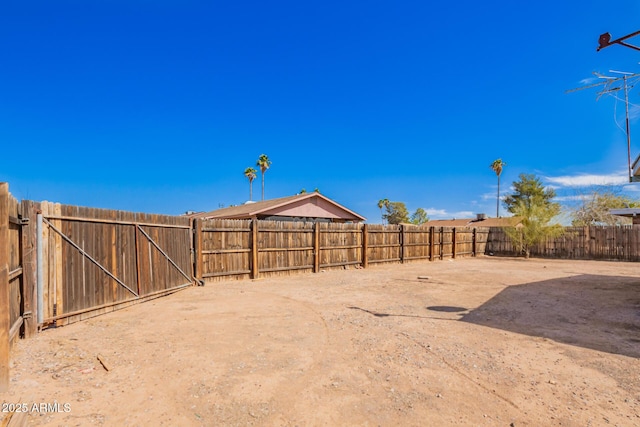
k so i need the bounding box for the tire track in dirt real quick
[227,289,331,423]
[344,301,521,413]
[397,331,520,410]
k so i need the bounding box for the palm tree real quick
[256,154,272,201]
[377,198,390,224]
[490,159,506,217]
[244,167,257,201]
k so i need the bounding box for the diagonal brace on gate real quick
[43,218,139,297]
[136,225,192,283]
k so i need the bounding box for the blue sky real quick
[3,1,640,223]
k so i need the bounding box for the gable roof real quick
[190,193,366,222]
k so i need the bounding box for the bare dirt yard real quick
[1,257,639,426]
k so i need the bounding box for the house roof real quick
[632,153,640,179]
[190,193,366,222]
[423,217,523,228]
[422,219,471,227]
[609,208,640,217]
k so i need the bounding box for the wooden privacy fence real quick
[194,219,488,281]
[486,225,640,261]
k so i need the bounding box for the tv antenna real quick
[566,71,640,182]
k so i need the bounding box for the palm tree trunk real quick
[249,181,253,201]
[496,174,500,217]
[261,172,265,200]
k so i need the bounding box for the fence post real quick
[472,228,477,256]
[194,219,203,284]
[452,227,457,259]
[429,226,435,261]
[313,222,320,273]
[439,227,444,260]
[251,219,259,279]
[362,223,368,269]
[0,183,10,392]
[400,224,405,263]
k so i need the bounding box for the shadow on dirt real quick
[427,306,468,313]
[347,306,449,320]
[461,274,640,358]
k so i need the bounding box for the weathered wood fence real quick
[194,219,488,281]
[486,226,640,261]
[0,184,196,390]
[36,202,194,327]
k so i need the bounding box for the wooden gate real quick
[37,202,194,327]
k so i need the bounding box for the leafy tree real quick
[503,174,562,259]
[490,159,506,217]
[244,167,257,201]
[503,173,559,216]
[256,154,272,201]
[410,208,429,225]
[505,199,563,259]
[377,198,390,224]
[570,187,639,226]
[383,201,410,225]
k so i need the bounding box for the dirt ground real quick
[1,256,639,426]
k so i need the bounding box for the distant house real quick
[424,214,523,228]
[189,193,366,223]
[632,153,640,182]
[609,208,640,225]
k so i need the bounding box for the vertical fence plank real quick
[54,203,63,321]
[0,183,10,392]
[21,200,38,338]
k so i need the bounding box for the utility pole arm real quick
[597,30,640,52]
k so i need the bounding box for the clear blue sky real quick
[3,1,640,223]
